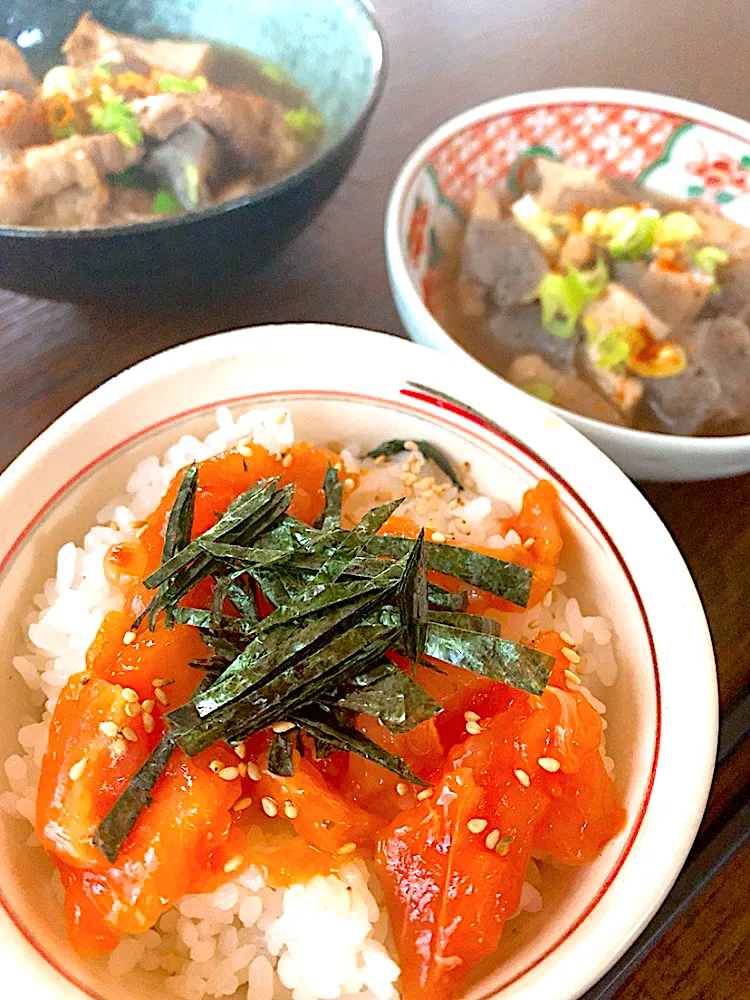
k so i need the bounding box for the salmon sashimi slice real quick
[58,748,240,948]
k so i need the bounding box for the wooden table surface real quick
[1,0,748,996]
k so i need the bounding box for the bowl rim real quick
[384,85,750,455]
[0,324,718,1000]
[0,0,388,240]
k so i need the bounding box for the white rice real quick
[2,407,618,999]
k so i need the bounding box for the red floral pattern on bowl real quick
[400,95,750,315]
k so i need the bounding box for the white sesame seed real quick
[113,737,127,757]
[416,788,433,801]
[283,800,298,819]
[448,499,459,510]
[401,472,417,487]
[465,720,482,736]
[223,854,243,873]
[467,818,488,834]
[282,453,294,469]
[122,727,138,743]
[564,669,581,686]
[538,757,561,772]
[562,647,581,664]
[542,591,553,607]
[395,782,408,796]
[125,702,142,717]
[121,687,139,703]
[152,677,173,688]
[559,631,575,646]
[271,720,296,734]
[464,710,480,722]
[209,759,224,773]
[344,477,355,491]
[237,442,253,457]
[431,531,446,544]
[246,762,261,781]
[237,763,248,777]
[514,768,531,787]
[415,476,434,491]
[123,631,137,646]
[234,743,246,759]
[142,713,155,733]
[337,842,357,856]
[219,766,239,781]
[404,440,419,451]
[233,797,253,812]
[485,828,500,851]
[523,537,536,549]
[99,721,118,737]
[373,453,386,465]
[528,619,541,630]
[141,699,155,714]
[68,757,87,781]
[261,796,278,817]
[155,688,169,706]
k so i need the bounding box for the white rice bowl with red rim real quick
[0,325,717,1000]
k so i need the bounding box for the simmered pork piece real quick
[135,88,301,173]
[462,218,548,307]
[62,13,212,78]
[0,133,142,225]
[0,39,38,99]
[614,259,714,330]
[0,90,46,161]
[507,354,626,424]
[523,157,630,214]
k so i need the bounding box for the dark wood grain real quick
[1,0,748,996]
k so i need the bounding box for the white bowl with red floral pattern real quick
[385,87,750,482]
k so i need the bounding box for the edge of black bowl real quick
[0,0,389,242]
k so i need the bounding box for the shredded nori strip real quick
[364,534,531,608]
[364,439,463,489]
[268,730,295,777]
[291,706,429,786]
[314,463,343,532]
[332,661,442,733]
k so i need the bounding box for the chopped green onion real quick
[152,189,182,215]
[183,163,201,208]
[694,245,729,278]
[258,61,290,84]
[592,325,632,370]
[522,381,555,403]
[284,106,325,142]
[511,193,563,253]
[538,259,609,338]
[654,211,701,247]
[90,97,143,148]
[608,214,657,259]
[157,74,208,94]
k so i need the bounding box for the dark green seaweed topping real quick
[100,452,553,861]
[93,734,175,864]
[268,730,295,777]
[364,534,531,608]
[291,706,429,786]
[332,660,442,734]
[364,439,464,489]
[314,463,343,532]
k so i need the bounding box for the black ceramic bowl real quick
[0,0,386,302]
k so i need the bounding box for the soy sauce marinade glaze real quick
[35,435,625,998]
[0,14,325,227]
